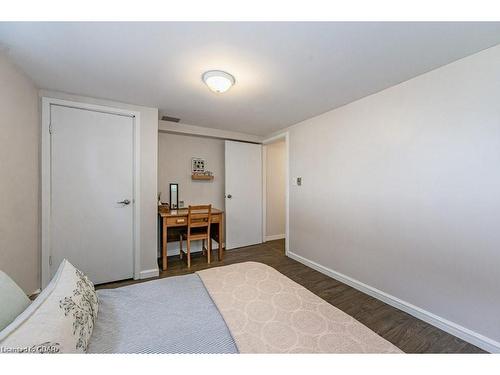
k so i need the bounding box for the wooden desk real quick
[158,207,224,270]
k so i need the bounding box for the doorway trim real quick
[41,97,142,288]
[262,131,290,255]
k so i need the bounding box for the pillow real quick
[0,271,31,332]
[0,259,98,353]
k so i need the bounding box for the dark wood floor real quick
[98,240,485,353]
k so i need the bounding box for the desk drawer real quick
[211,214,221,223]
[166,217,187,226]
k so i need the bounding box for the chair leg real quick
[207,237,211,264]
[187,239,191,268]
[179,235,183,259]
[202,239,206,255]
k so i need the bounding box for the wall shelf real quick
[192,174,214,181]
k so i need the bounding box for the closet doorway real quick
[263,134,288,250]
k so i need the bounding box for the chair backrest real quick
[187,204,212,230]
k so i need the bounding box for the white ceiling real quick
[1,22,500,136]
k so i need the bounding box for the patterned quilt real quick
[197,262,402,353]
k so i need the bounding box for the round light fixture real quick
[202,70,235,93]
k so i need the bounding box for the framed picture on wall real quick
[191,158,206,173]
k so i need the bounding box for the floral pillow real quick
[0,259,98,353]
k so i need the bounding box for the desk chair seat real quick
[179,205,212,268]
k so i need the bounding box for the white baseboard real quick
[139,268,159,279]
[287,250,500,353]
[265,234,285,242]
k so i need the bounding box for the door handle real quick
[117,199,131,205]
[226,194,232,199]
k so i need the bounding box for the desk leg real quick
[162,218,167,271]
[218,214,224,261]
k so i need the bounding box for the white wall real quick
[158,132,225,209]
[287,44,500,351]
[0,54,39,294]
[40,90,159,279]
[158,132,225,255]
[264,140,286,240]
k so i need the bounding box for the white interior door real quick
[49,105,134,284]
[225,141,262,249]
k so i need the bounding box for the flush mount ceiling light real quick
[202,70,235,93]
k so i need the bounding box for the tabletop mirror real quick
[169,183,179,209]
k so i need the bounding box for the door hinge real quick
[49,255,52,266]
[49,123,53,134]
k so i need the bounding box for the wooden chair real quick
[179,205,212,268]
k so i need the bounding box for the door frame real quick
[41,97,142,287]
[262,131,290,255]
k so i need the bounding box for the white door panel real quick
[225,141,262,249]
[50,105,134,284]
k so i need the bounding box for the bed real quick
[0,261,402,354]
[89,262,401,353]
